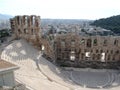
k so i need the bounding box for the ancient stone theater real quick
[10,15,120,69]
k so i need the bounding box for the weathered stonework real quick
[54,33,120,69]
[10,15,120,69]
[10,15,41,47]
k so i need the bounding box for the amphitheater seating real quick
[1,39,120,89]
[1,39,47,79]
[71,69,120,88]
[0,39,71,90]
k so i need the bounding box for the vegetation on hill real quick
[91,15,120,35]
[0,29,10,38]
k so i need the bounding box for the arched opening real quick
[25,16,28,26]
[115,50,119,54]
[96,49,99,53]
[93,39,97,46]
[31,29,34,35]
[107,54,111,60]
[100,49,103,53]
[71,40,75,46]
[97,54,101,60]
[70,51,75,61]
[80,39,85,44]
[101,52,105,62]
[103,39,107,46]
[18,29,21,34]
[70,55,75,61]
[17,16,20,25]
[41,45,45,51]
[24,29,28,34]
[86,39,92,47]
[114,39,118,46]
[32,16,35,25]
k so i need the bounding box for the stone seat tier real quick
[71,70,114,88]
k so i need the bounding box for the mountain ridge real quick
[91,15,120,35]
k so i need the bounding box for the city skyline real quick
[0,0,120,20]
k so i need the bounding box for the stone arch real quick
[97,54,101,60]
[115,50,119,54]
[18,29,21,34]
[114,39,118,46]
[17,16,20,25]
[103,39,107,46]
[71,39,75,46]
[100,49,103,53]
[112,55,115,60]
[107,54,111,60]
[32,16,35,25]
[80,38,85,44]
[93,39,97,46]
[86,39,92,47]
[25,16,28,26]
[96,49,99,53]
[24,29,28,34]
[31,29,34,35]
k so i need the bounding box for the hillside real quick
[91,15,120,35]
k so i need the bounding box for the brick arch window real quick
[24,29,28,34]
[97,54,101,60]
[112,56,115,60]
[114,39,118,46]
[115,50,119,54]
[32,16,35,25]
[86,39,92,47]
[17,16,20,25]
[107,54,111,60]
[100,49,103,53]
[18,29,21,34]
[80,39,85,44]
[93,39,97,46]
[96,49,99,53]
[25,16,28,26]
[71,40,75,46]
[31,29,34,35]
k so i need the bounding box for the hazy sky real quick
[0,0,120,20]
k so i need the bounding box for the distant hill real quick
[91,15,120,35]
[0,14,13,20]
[41,19,93,25]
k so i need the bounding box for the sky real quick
[0,0,120,20]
